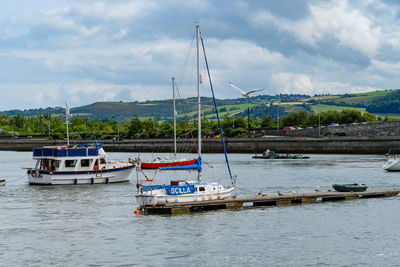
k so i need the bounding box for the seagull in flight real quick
[230,82,263,98]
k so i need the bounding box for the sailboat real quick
[135,24,236,206]
[140,77,197,169]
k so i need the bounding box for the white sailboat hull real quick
[383,157,400,171]
[136,185,235,206]
[28,166,135,185]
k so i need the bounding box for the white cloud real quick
[22,10,102,36]
[272,73,314,95]
[251,0,382,58]
[114,27,129,39]
[13,83,62,107]
[74,1,158,20]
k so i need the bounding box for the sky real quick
[1,0,400,110]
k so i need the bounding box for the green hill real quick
[1,89,399,121]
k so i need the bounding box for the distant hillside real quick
[0,107,65,117]
[1,90,399,121]
[365,90,400,113]
[0,94,309,121]
[311,90,397,108]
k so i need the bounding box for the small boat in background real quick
[382,155,400,171]
[252,149,309,159]
[0,179,5,186]
[332,183,368,192]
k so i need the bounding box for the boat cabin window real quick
[199,187,205,191]
[50,160,60,171]
[40,159,50,171]
[65,160,77,168]
[100,158,107,164]
[81,159,90,167]
[53,160,60,168]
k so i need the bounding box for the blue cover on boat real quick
[88,148,99,156]
[54,149,67,157]
[165,185,195,195]
[33,145,100,157]
[68,148,87,156]
[33,148,54,157]
[160,157,202,171]
[142,185,165,191]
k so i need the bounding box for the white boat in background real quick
[382,155,400,171]
[135,24,236,206]
[26,104,136,185]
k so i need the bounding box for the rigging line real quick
[175,82,199,154]
[176,30,196,91]
[6,173,27,184]
[200,33,234,185]
[203,161,216,168]
[140,168,158,181]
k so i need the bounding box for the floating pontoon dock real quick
[137,189,400,215]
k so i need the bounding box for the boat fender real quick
[105,177,109,184]
[134,209,141,215]
[74,178,78,185]
[91,177,94,184]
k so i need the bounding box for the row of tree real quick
[0,109,391,139]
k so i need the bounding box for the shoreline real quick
[1,137,399,154]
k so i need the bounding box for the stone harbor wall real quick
[2,136,400,154]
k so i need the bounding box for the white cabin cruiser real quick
[27,143,135,185]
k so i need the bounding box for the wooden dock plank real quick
[138,189,400,214]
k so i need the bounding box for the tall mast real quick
[196,24,201,158]
[172,77,177,159]
[65,103,71,146]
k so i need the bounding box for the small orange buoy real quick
[211,166,216,168]
[134,209,141,214]
[144,178,153,182]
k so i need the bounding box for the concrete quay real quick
[1,136,400,154]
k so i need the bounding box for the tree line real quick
[0,109,391,139]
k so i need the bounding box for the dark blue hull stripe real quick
[38,165,135,175]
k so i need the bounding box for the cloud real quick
[73,1,158,21]
[0,0,400,110]
[272,73,314,95]
[250,0,382,62]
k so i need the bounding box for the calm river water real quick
[1,151,399,266]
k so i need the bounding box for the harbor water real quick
[1,151,399,266]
